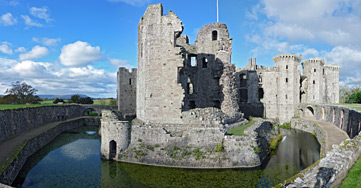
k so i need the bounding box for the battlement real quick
[324,64,341,71]
[302,58,325,66]
[273,53,302,63]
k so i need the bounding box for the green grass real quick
[338,104,361,111]
[279,123,291,129]
[227,119,256,136]
[40,100,54,104]
[0,104,45,110]
[269,133,283,150]
[93,99,116,105]
[340,156,361,188]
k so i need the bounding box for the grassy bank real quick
[0,104,46,110]
[340,156,361,188]
[227,118,256,136]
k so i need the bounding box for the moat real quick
[12,126,320,188]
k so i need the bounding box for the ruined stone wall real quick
[137,3,184,124]
[101,111,275,168]
[0,105,83,142]
[0,117,100,185]
[100,110,131,160]
[117,67,136,117]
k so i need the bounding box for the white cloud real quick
[9,60,52,78]
[256,0,361,46]
[59,41,103,67]
[30,7,52,23]
[33,37,61,46]
[15,47,26,53]
[0,42,13,55]
[0,57,117,98]
[8,0,19,7]
[21,15,42,27]
[109,58,134,69]
[19,45,49,60]
[107,0,151,6]
[0,13,17,26]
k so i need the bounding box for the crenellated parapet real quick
[273,53,302,63]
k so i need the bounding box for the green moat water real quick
[12,126,320,188]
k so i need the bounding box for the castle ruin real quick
[103,3,340,167]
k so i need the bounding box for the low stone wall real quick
[0,117,100,185]
[100,110,277,168]
[281,133,361,188]
[300,104,361,138]
[0,105,84,142]
[290,119,327,157]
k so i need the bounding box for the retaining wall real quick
[0,117,100,185]
[0,105,83,142]
[300,104,361,138]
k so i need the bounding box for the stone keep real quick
[136,3,240,124]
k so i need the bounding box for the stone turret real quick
[302,58,325,104]
[324,64,341,103]
[117,67,137,118]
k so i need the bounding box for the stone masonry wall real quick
[0,117,100,185]
[101,110,276,168]
[0,105,83,142]
[300,104,361,138]
[117,67,137,117]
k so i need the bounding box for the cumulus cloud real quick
[21,15,42,27]
[0,42,13,55]
[0,13,17,26]
[19,45,49,60]
[59,41,103,67]
[33,37,61,46]
[8,0,19,7]
[30,7,52,23]
[109,58,134,69]
[15,47,26,53]
[107,0,151,6]
[256,0,361,46]
[0,57,117,98]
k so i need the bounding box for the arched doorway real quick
[305,106,314,118]
[109,140,117,160]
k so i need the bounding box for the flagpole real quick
[217,0,219,22]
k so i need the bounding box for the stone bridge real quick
[299,104,361,138]
[79,104,118,116]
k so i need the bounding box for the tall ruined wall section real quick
[137,4,184,124]
[195,23,239,117]
[302,58,325,104]
[117,67,137,116]
[324,64,340,103]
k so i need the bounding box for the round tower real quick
[272,54,302,123]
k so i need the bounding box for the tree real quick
[4,81,40,104]
[53,98,65,104]
[69,95,81,103]
[0,94,18,104]
[349,91,361,103]
[79,97,94,104]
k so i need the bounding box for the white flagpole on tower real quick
[217,0,219,22]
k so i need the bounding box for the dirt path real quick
[300,118,349,152]
[0,116,90,166]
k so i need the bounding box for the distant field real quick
[0,104,45,110]
[93,99,116,106]
[40,100,54,104]
[338,104,361,111]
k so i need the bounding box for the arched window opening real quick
[202,57,208,68]
[109,140,117,160]
[212,30,218,41]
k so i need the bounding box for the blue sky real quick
[0,0,361,98]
